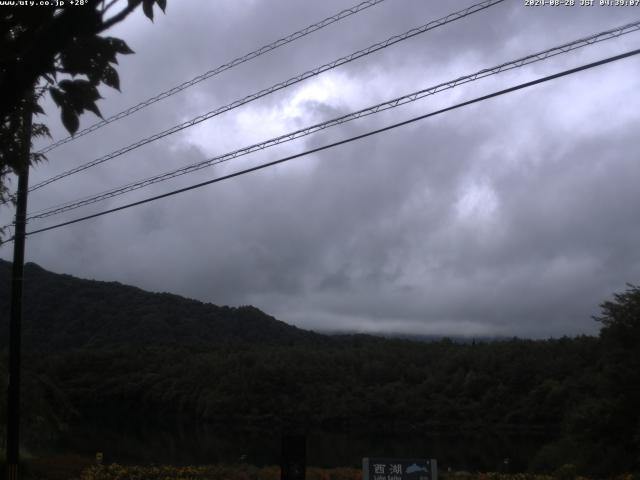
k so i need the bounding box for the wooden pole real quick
[6,95,32,480]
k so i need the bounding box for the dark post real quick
[5,97,32,480]
[280,434,306,480]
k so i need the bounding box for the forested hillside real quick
[0,260,321,350]
[1,261,638,474]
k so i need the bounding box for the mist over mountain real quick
[0,259,502,350]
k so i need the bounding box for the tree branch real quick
[100,0,142,32]
[102,0,120,15]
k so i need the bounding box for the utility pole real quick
[6,95,32,480]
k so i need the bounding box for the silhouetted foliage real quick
[0,0,167,213]
[581,284,640,473]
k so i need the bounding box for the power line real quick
[26,0,504,193]
[36,0,389,155]
[24,20,640,221]
[12,47,639,242]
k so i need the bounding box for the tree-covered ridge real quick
[0,260,321,351]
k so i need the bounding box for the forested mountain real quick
[0,260,321,351]
[1,260,638,475]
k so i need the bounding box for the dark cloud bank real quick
[2,0,639,338]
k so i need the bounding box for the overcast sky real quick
[2,0,639,338]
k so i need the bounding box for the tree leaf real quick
[32,123,51,139]
[101,64,120,91]
[59,79,102,103]
[54,80,103,120]
[32,103,45,115]
[142,0,154,21]
[30,152,48,164]
[61,107,79,135]
[84,101,103,119]
[156,0,167,12]
[59,38,93,76]
[49,87,65,107]
[60,36,122,80]
[105,37,135,55]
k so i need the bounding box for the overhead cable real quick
[36,0,389,155]
[9,47,638,241]
[27,0,504,193]
[25,20,640,221]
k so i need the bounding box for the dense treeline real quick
[37,338,598,432]
[1,261,638,475]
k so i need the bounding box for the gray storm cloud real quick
[1,0,639,338]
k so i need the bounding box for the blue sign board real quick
[363,458,437,480]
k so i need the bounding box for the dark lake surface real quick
[50,421,553,472]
